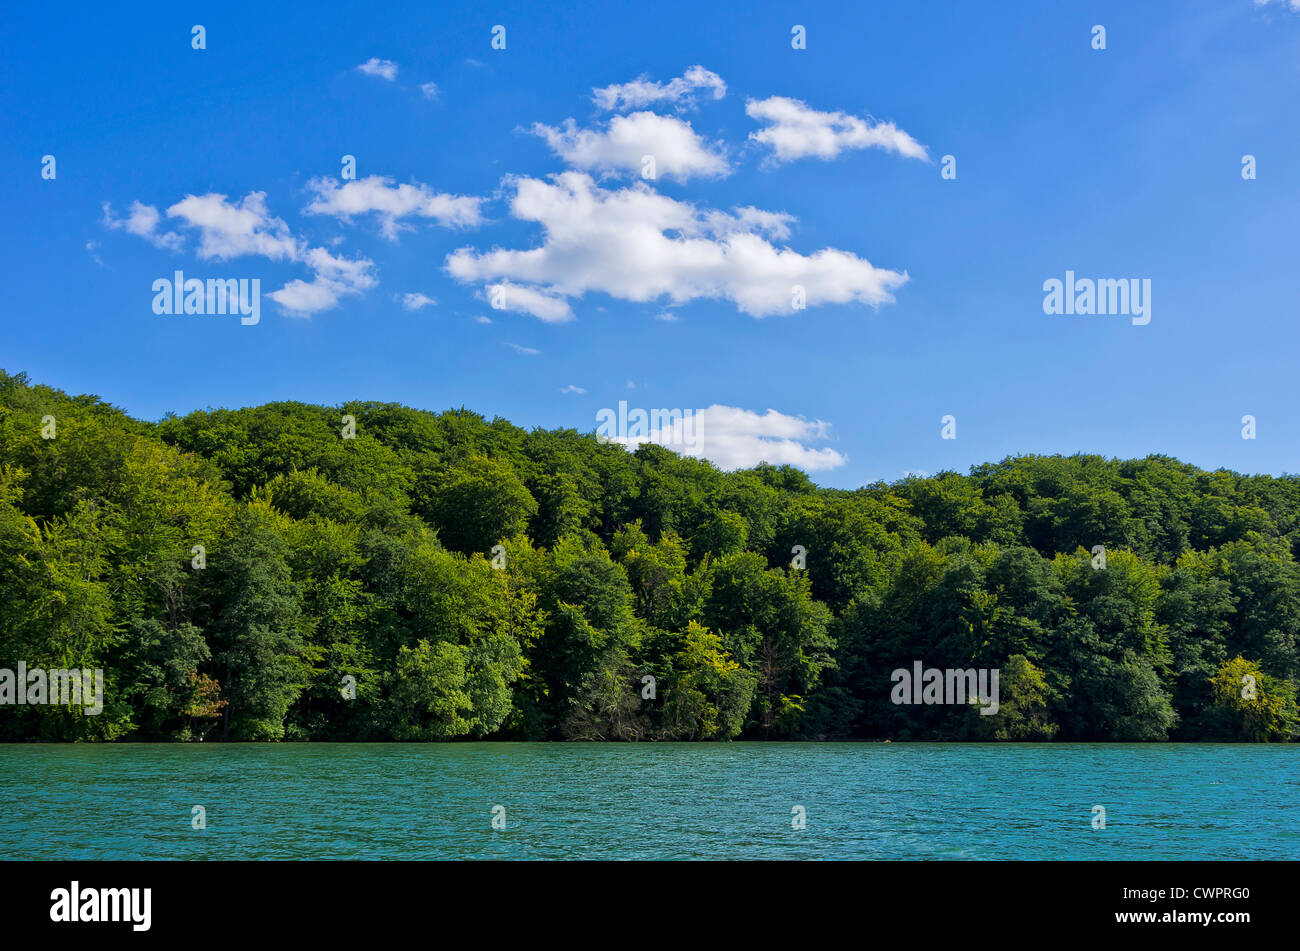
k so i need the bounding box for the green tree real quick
[660,621,756,739]
[207,504,309,740]
[416,455,538,555]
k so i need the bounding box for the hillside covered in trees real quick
[1,368,1297,743]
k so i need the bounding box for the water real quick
[2,743,1296,860]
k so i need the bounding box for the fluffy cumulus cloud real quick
[166,191,299,261]
[357,58,398,80]
[101,70,924,328]
[607,404,847,471]
[265,245,377,316]
[446,171,907,318]
[304,175,485,239]
[592,65,726,112]
[106,190,375,316]
[746,96,928,164]
[528,112,728,182]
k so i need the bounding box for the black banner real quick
[0,860,1277,938]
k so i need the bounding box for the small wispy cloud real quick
[560,384,586,394]
[102,201,183,251]
[506,342,540,355]
[420,82,440,100]
[304,175,485,239]
[746,96,929,165]
[399,292,436,310]
[483,282,573,323]
[357,58,398,81]
[592,65,726,112]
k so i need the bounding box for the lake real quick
[2,743,1297,860]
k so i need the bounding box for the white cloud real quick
[505,342,540,355]
[419,82,440,100]
[166,191,299,261]
[593,65,726,112]
[304,175,485,239]
[746,96,928,164]
[560,384,586,394]
[399,292,436,310]
[357,58,398,80]
[446,172,907,319]
[266,279,344,315]
[268,246,376,316]
[109,189,375,317]
[86,241,104,267]
[609,405,847,472]
[102,201,184,251]
[529,112,729,182]
[703,205,794,241]
[304,246,374,287]
[474,315,492,324]
[1255,0,1300,9]
[486,281,574,323]
[654,311,678,322]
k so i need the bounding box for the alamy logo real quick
[0,664,103,715]
[50,881,151,931]
[152,271,260,325]
[891,661,1000,716]
[1042,270,1150,326]
[595,400,704,453]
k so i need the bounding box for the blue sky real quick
[3,0,1299,489]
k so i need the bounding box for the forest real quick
[1,368,1297,742]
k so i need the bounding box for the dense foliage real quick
[2,369,1298,742]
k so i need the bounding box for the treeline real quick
[1,368,1297,742]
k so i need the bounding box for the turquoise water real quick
[1,743,1296,860]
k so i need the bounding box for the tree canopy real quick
[2,368,1297,742]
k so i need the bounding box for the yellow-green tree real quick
[1206,656,1298,742]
